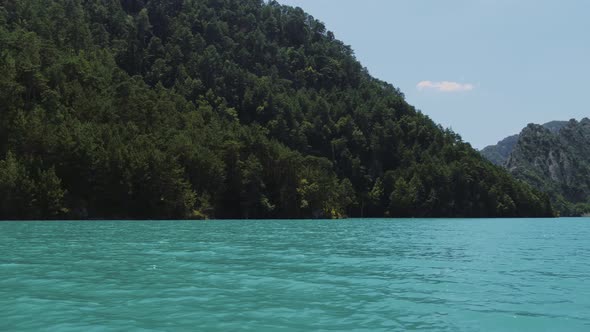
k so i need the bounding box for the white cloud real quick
[417,80,474,92]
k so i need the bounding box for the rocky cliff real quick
[482,119,590,216]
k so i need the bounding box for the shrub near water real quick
[0,0,554,219]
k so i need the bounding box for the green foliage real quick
[0,0,554,219]
[0,152,66,219]
[502,120,590,216]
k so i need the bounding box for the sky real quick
[276,0,590,149]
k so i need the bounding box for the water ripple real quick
[1,218,590,331]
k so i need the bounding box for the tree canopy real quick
[0,0,554,219]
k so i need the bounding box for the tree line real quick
[0,0,554,219]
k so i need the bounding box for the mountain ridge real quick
[0,0,554,219]
[482,118,590,216]
[481,121,569,166]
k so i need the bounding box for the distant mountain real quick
[480,135,519,166]
[542,121,569,134]
[481,119,590,216]
[481,121,569,166]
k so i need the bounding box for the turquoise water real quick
[1,219,590,331]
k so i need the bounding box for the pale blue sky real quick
[276,0,590,148]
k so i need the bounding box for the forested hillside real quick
[0,0,554,219]
[481,121,568,166]
[505,119,590,216]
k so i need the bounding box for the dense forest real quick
[0,0,554,219]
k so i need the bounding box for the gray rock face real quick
[481,121,569,166]
[480,135,519,166]
[482,118,590,216]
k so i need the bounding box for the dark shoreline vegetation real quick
[0,0,555,220]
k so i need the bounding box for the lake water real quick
[1,218,590,331]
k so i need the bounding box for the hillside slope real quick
[505,119,590,216]
[482,119,590,216]
[480,135,519,166]
[481,121,568,166]
[0,0,553,219]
